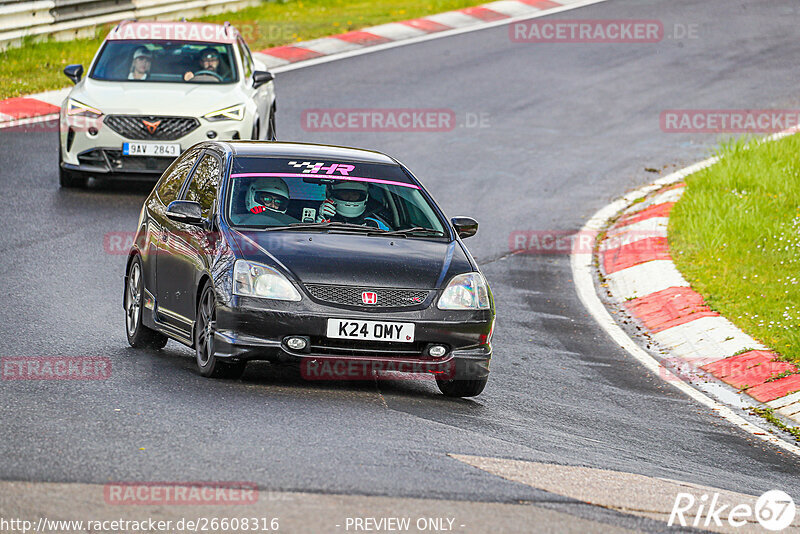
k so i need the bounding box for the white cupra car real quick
[58,21,276,187]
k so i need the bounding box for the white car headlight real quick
[66,98,102,118]
[233,260,301,301]
[437,272,491,310]
[204,104,245,121]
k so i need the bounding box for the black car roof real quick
[218,141,398,165]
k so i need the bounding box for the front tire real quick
[125,256,168,349]
[195,283,246,379]
[435,360,488,397]
[58,142,85,188]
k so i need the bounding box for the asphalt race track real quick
[1,0,800,531]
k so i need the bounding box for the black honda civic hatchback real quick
[124,141,494,396]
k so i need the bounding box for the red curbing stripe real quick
[702,351,797,390]
[602,236,670,274]
[458,6,509,22]
[614,202,674,229]
[0,98,59,120]
[335,31,392,46]
[624,286,719,333]
[518,0,562,8]
[262,45,323,63]
[747,374,800,403]
[400,18,452,33]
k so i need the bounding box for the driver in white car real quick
[183,48,222,81]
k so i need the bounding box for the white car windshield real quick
[90,41,238,84]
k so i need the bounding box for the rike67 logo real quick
[669,490,796,531]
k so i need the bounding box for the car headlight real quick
[233,260,301,301]
[437,272,491,310]
[204,104,245,121]
[66,98,102,118]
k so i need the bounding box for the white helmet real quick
[330,181,368,218]
[246,177,290,214]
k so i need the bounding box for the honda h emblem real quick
[361,292,377,305]
[142,119,161,134]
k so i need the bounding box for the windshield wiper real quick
[261,222,387,233]
[380,227,447,237]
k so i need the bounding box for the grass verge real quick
[669,134,800,364]
[1,0,487,99]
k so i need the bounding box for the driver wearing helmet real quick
[315,181,390,230]
[184,47,222,81]
[244,177,295,224]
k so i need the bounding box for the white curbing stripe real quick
[651,316,766,363]
[362,22,428,41]
[605,260,689,300]
[621,186,685,215]
[601,217,669,250]
[424,11,486,29]
[251,51,289,69]
[299,36,363,56]
[767,392,800,421]
[571,153,800,457]
[480,0,540,17]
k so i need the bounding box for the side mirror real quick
[64,64,84,84]
[166,200,203,225]
[451,216,478,239]
[253,70,274,88]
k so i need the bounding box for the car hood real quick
[228,230,474,289]
[69,78,245,116]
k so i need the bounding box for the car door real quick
[171,151,224,322]
[152,148,201,331]
[237,37,269,135]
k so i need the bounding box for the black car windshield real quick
[90,41,238,84]
[226,157,448,236]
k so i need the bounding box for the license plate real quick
[326,319,415,343]
[122,142,180,157]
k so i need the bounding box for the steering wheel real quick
[192,70,223,82]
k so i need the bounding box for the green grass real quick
[669,134,800,364]
[0,0,486,100]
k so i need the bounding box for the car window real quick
[184,153,222,216]
[237,38,253,79]
[90,40,238,84]
[156,149,200,205]
[226,157,447,235]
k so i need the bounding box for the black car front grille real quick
[104,115,200,140]
[304,284,431,308]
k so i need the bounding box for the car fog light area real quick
[428,345,447,357]
[286,337,308,351]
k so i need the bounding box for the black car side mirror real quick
[166,200,204,225]
[451,217,478,239]
[253,70,274,88]
[64,64,84,84]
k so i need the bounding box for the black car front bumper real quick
[213,296,494,380]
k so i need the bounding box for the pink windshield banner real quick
[229,172,420,189]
